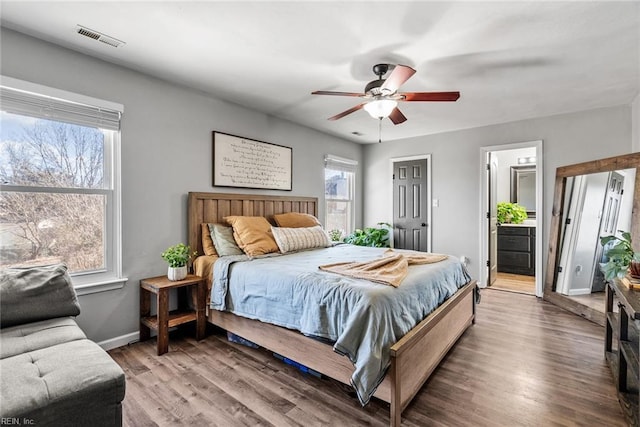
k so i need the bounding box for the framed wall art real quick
[212,132,292,191]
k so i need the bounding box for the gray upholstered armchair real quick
[0,264,125,426]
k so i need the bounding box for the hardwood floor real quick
[566,291,606,313]
[490,272,536,295]
[110,289,625,426]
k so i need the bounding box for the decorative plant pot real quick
[167,266,187,281]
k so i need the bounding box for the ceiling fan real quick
[312,64,460,125]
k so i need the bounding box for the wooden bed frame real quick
[188,192,477,426]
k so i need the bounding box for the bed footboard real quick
[207,280,476,426]
[388,280,476,426]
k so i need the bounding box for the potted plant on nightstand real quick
[600,231,640,281]
[161,243,196,281]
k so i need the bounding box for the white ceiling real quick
[1,1,639,144]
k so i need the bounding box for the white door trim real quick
[390,154,432,252]
[479,140,544,297]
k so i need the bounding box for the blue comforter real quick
[211,244,471,405]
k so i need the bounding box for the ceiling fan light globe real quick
[364,99,398,119]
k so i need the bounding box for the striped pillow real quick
[272,226,332,254]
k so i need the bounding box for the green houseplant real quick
[497,202,528,224]
[161,243,196,281]
[344,222,391,248]
[600,231,640,280]
[327,229,343,242]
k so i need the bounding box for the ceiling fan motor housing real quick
[365,79,385,96]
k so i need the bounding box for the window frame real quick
[0,76,126,294]
[324,155,357,236]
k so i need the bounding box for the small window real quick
[324,155,357,237]
[0,77,124,290]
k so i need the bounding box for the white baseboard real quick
[97,331,139,351]
[567,288,591,296]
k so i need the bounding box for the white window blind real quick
[0,76,122,130]
[324,154,358,173]
[0,87,121,131]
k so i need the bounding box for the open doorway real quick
[480,141,543,296]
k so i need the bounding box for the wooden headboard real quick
[188,192,319,256]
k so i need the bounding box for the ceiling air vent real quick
[76,25,125,48]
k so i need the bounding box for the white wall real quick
[0,28,362,345]
[363,105,633,284]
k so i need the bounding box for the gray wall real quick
[363,105,633,284]
[0,28,363,344]
[634,93,640,152]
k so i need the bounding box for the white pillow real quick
[271,225,332,254]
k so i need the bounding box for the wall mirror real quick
[544,152,640,325]
[511,165,536,217]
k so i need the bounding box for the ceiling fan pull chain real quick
[378,118,382,143]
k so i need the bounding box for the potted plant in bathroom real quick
[497,202,528,224]
[161,243,196,281]
[599,231,640,281]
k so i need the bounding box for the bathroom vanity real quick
[497,223,536,276]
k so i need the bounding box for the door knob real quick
[421,223,427,227]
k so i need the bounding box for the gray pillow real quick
[0,264,81,328]
[208,224,243,256]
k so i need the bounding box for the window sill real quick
[73,277,128,296]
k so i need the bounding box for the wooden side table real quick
[139,274,206,355]
[605,278,640,426]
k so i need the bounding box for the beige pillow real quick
[273,212,321,228]
[201,223,218,256]
[224,216,279,256]
[272,226,332,254]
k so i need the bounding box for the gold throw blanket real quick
[318,249,448,287]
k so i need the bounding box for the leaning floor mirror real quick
[544,152,640,325]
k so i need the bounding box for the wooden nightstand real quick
[139,274,206,355]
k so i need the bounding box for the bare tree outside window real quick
[0,113,107,273]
